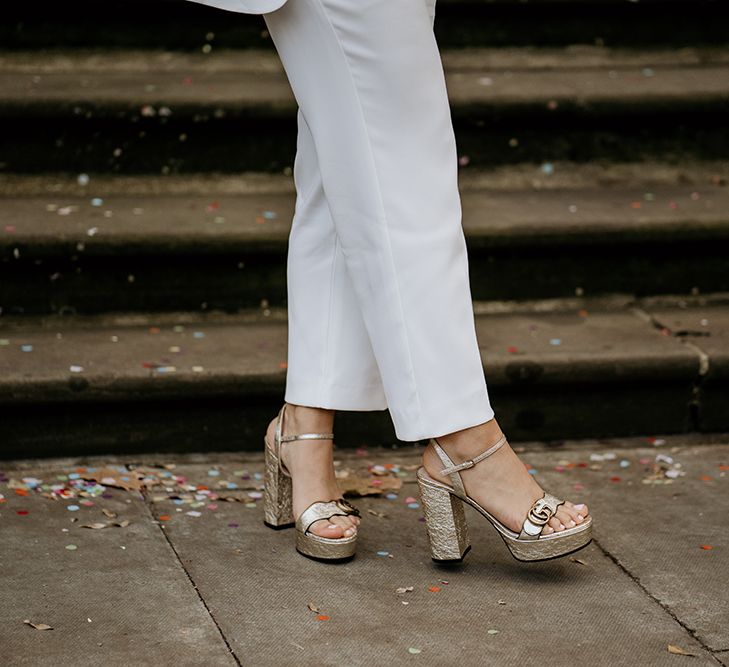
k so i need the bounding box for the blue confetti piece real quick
[208,470,220,477]
[68,473,81,480]
[193,331,205,338]
[549,338,562,346]
[21,345,34,352]
[67,505,80,512]
[385,493,398,500]
[376,550,390,557]
[407,502,420,509]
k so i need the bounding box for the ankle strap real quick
[280,432,334,442]
[431,433,507,496]
[275,403,334,477]
[276,403,333,443]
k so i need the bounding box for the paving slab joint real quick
[592,535,719,660]
[135,475,243,667]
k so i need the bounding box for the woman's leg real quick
[268,1,441,539]
[268,108,378,539]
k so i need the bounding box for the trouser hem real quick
[285,379,388,411]
[389,387,496,442]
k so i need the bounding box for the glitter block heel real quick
[417,471,471,561]
[263,430,294,529]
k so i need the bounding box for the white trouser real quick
[262,0,495,441]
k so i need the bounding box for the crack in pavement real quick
[138,484,243,667]
[592,535,726,662]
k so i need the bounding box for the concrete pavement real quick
[1,434,727,666]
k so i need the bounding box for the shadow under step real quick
[1,295,726,457]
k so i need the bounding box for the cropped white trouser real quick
[262,0,495,441]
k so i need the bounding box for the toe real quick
[561,500,589,522]
[541,524,555,535]
[573,502,589,519]
[330,515,357,537]
[309,519,346,538]
[548,516,563,532]
[559,505,581,525]
[555,508,575,528]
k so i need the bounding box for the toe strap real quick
[296,498,361,535]
[518,492,565,540]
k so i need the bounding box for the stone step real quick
[2,47,729,173]
[1,294,727,457]
[4,0,728,50]
[2,164,729,314]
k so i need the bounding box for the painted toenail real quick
[568,520,576,527]
[575,504,585,509]
[577,514,584,521]
[344,528,355,536]
[559,523,566,530]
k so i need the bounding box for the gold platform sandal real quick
[263,404,361,561]
[416,434,593,562]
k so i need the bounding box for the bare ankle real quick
[433,418,504,459]
[283,403,335,434]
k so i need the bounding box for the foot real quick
[422,417,589,536]
[266,403,361,540]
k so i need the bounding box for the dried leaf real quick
[78,468,146,491]
[338,471,402,497]
[667,644,695,656]
[23,619,53,631]
[101,508,117,519]
[367,509,387,518]
[114,520,131,528]
[81,523,108,530]
[570,557,587,565]
[396,586,414,594]
[307,603,320,613]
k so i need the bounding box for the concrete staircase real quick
[2,0,728,456]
